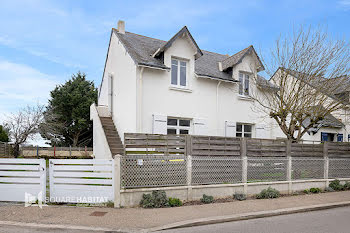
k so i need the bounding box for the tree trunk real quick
[13,144,20,158]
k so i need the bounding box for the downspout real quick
[216,81,222,136]
[138,67,145,132]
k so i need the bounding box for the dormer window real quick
[239,73,250,96]
[171,58,187,87]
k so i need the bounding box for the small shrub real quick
[234,192,247,201]
[140,190,169,208]
[343,182,350,190]
[309,188,321,193]
[325,187,335,192]
[168,197,183,207]
[200,194,214,204]
[303,189,310,194]
[329,179,344,191]
[256,187,280,199]
[140,194,154,208]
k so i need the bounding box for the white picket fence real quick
[49,159,114,203]
[0,159,46,202]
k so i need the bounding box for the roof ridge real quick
[121,29,167,42]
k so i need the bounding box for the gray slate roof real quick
[113,29,265,82]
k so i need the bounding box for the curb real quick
[148,201,350,232]
[0,220,132,233]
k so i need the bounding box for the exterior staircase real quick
[100,117,125,156]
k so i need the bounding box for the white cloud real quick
[0,60,59,124]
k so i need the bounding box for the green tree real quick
[40,72,98,147]
[0,125,9,142]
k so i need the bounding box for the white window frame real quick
[167,117,191,135]
[239,72,250,96]
[171,58,188,88]
[236,123,253,138]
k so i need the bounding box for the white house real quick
[91,20,349,159]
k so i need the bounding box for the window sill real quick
[169,86,192,93]
[238,95,254,101]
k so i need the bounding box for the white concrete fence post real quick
[323,142,329,187]
[286,140,292,194]
[241,138,248,195]
[114,154,121,208]
[185,135,193,201]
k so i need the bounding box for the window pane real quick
[167,129,177,134]
[167,118,177,126]
[244,75,249,95]
[171,59,178,65]
[239,74,243,95]
[180,129,189,135]
[180,61,186,67]
[179,119,190,126]
[236,133,242,137]
[180,64,186,86]
[171,61,178,85]
[236,124,242,132]
[244,133,252,138]
[244,125,252,132]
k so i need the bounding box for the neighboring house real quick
[91,20,349,158]
[270,68,350,143]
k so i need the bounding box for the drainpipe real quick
[216,81,222,136]
[138,67,145,132]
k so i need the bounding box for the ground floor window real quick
[337,134,343,142]
[236,123,252,138]
[321,132,335,142]
[167,118,190,135]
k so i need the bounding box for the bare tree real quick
[4,105,44,157]
[251,26,350,142]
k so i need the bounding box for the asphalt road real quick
[160,206,350,233]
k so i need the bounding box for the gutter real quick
[195,73,238,83]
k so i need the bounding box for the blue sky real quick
[0,0,349,143]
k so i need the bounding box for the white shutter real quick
[255,124,266,139]
[225,121,236,137]
[193,118,207,135]
[152,115,167,134]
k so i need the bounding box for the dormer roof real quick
[153,26,203,59]
[220,45,264,72]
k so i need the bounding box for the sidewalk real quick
[1,191,350,232]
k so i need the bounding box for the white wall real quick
[140,36,272,138]
[99,32,138,142]
[90,104,112,159]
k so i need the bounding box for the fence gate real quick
[49,159,114,203]
[0,159,46,202]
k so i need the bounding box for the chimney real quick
[117,20,125,34]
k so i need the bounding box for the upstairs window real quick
[167,118,190,135]
[171,59,187,87]
[239,73,250,96]
[236,123,252,138]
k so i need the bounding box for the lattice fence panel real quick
[192,156,242,185]
[122,155,187,188]
[292,158,324,180]
[247,158,288,182]
[329,158,350,178]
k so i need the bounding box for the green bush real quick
[309,187,321,193]
[303,189,310,194]
[200,194,214,204]
[234,192,247,201]
[329,179,344,191]
[256,187,280,199]
[168,197,183,207]
[343,182,350,190]
[140,190,169,208]
[325,187,335,192]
